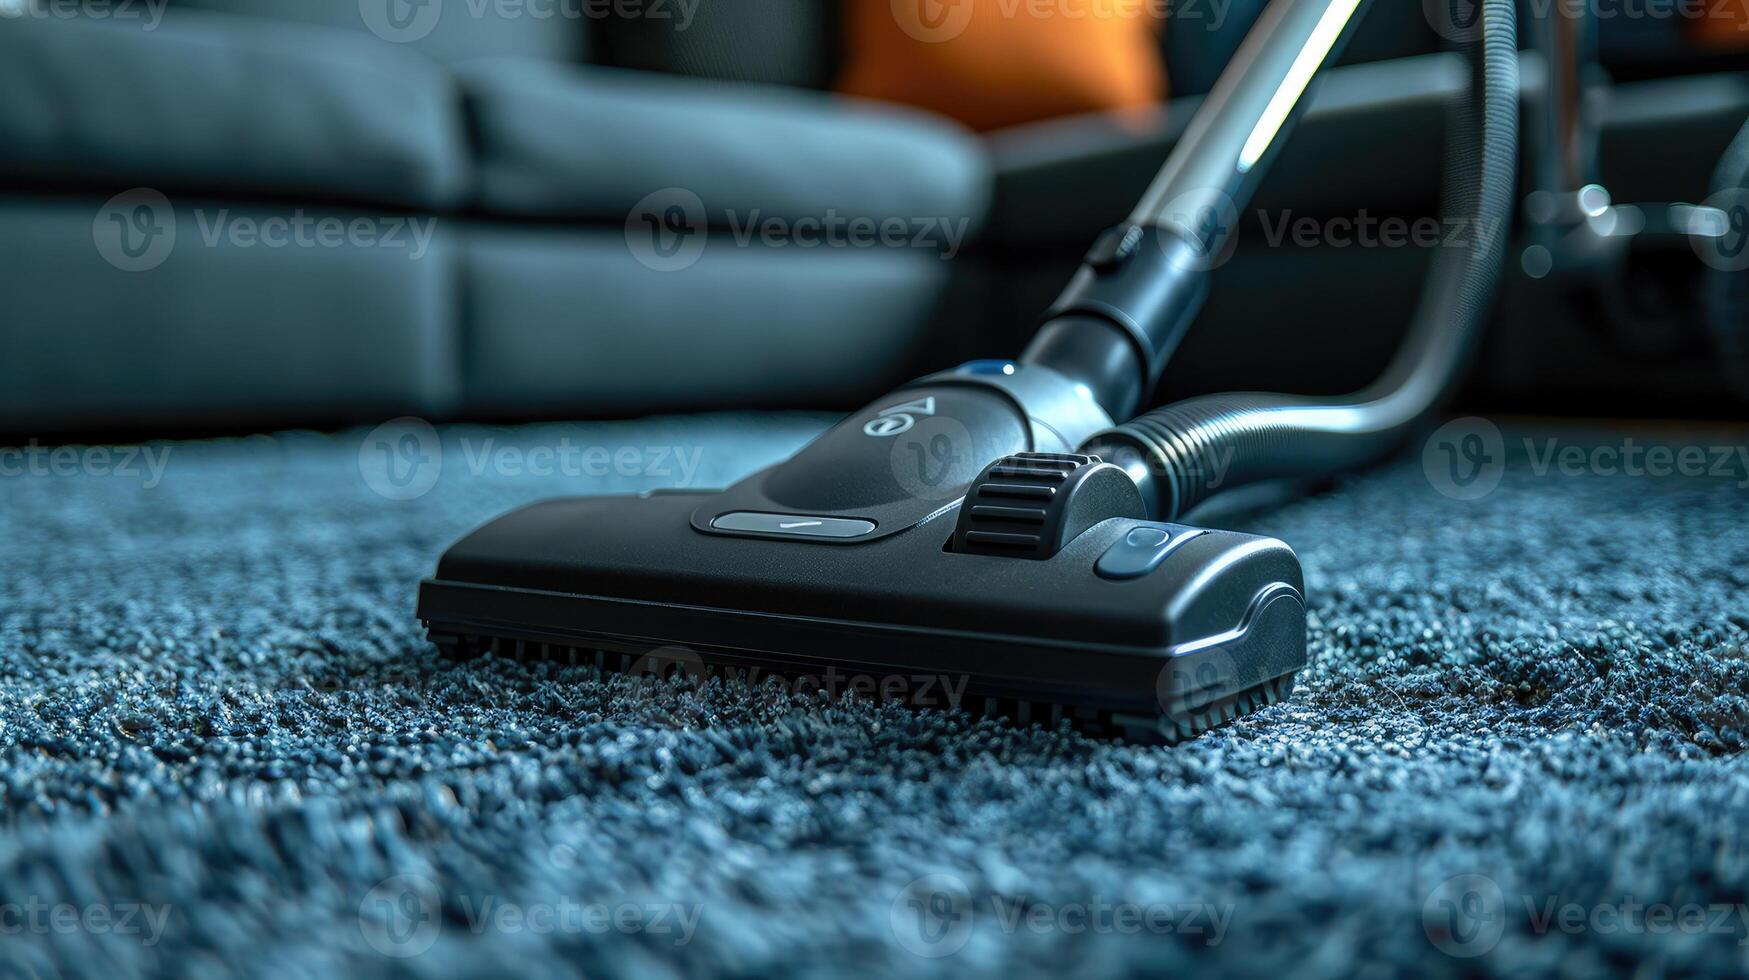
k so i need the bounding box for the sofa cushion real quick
[0,13,469,210]
[459,226,966,416]
[456,59,990,236]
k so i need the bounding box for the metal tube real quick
[1535,5,1596,201]
[1131,0,1370,248]
[1022,0,1371,421]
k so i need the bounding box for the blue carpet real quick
[2,415,1748,978]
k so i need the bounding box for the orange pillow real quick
[1693,6,1749,49]
[836,0,1166,132]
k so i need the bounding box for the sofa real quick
[0,0,1004,432]
[4,0,1746,433]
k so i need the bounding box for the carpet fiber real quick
[3,415,1749,978]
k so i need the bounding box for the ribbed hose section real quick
[1086,0,1519,521]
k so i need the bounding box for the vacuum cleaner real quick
[417,0,1519,743]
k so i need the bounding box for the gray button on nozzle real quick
[710,512,877,539]
[1096,523,1203,580]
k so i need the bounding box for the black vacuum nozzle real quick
[420,393,1308,744]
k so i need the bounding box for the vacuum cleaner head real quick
[418,379,1307,744]
[416,0,1518,743]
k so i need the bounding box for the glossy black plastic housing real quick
[418,461,1307,743]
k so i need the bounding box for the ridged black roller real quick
[951,453,1146,559]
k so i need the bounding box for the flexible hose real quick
[1084,0,1519,521]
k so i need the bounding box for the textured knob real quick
[951,453,1146,559]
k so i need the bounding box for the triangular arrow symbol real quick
[879,396,936,418]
